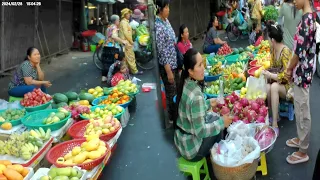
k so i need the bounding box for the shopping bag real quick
[246,75,267,100]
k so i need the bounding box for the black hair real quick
[25,47,37,60]
[178,24,187,43]
[155,0,170,14]
[116,51,125,61]
[207,16,217,32]
[112,61,126,75]
[284,0,297,18]
[266,20,283,43]
[174,48,199,129]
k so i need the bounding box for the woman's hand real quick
[261,70,271,78]
[223,115,233,128]
[167,71,174,84]
[43,81,52,88]
[210,98,218,108]
[285,69,292,79]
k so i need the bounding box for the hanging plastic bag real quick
[0,99,8,111]
[246,75,267,100]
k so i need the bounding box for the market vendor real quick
[174,48,232,162]
[177,24,192,55]
[261,21,291,136]
[8,47,52,97]
[203,17,227,54]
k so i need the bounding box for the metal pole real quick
[0,3,4,72]
[59,0,61,51]
[147,0,167,129]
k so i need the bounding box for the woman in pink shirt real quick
[177,24,192,55]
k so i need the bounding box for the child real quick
[106,51,126,86]
[254,29,263,46]
[110,61,130,87]
[249,23,258,45]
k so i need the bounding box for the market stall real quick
[0,78,140,180]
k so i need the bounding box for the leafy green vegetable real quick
[263,5,279,22]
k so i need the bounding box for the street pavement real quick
[0,33,319,179]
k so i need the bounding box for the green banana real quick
[39,127,46,138]
[45,129,51,140]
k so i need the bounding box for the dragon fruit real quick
[259,106,268,117]
[240,98,249,107]
[256,98,265,106]
[220,106,230,115]
[233,102,243,115]
[226,95,235,104]
[254,127,275,149]
[250,101,260,113]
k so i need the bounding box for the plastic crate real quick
[90,33,105,44]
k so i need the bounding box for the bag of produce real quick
[226,121,256,140]
[246,75,267,100]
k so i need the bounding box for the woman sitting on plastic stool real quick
[203,17,227,54]
[8,47,52,97]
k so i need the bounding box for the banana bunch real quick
[21,142,39,160]
[223,62,245,75]
[29,127,51,141]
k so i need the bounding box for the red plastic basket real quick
[46,139,110,170]
[67,120,120,142]
[81,30,97,37]
[248,66,260,77]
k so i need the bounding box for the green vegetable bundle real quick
[136,25,149,36]
[263,5,279,22]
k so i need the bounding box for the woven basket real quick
[211,155,258,180]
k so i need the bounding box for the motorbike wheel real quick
[93,46,103,70]
[227,23,240,42]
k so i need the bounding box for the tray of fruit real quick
[80,104,124,120]
[46,136,111,170]
[20,89,53,112]
[109,80,140,96]
[68,116,121,142]
[0,161,33,180]
[92,90,132,108]
[0,129,53,166]
[21,108,71,131]
[32,167,86,180]
[0,108,27,127]
[87,86,104,99]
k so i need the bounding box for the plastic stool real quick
[279,100,294,121]
[257,152,267,176]
[177,157,210,180]
[8,96,22,103]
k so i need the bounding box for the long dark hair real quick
[266,20,283,43]
[206,17,216,32]
[178,24,187,43]
[155,0,170,15]
[25,47,37,61]
[174,48,199,129]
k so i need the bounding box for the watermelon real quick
[53,93,69,104]
[245,47,252,52]
[238,47,244,53]
[233,48,239,54]
[64,91,78,101]
[51,103,58,109]
[57,102,68,108]
[79,93,95,103]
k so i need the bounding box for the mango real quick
[63,152,73,160]
[53,176,69,180]
[85,139,100,151]
[73,154,86,164]
[88,151,102,160]
[40,176,50,180]
[56,167,72,177]
[72,147,81,156]
[0,164,6,174]
[6,164,24,174]
[70,168,78,177]
[63,159,74,166]
[97,146,107,155]
[48,168,57,179]
[0,122,12,130]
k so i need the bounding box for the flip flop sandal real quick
[286,138,300,148]
[286,152,309,164]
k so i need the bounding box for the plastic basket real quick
[225,54,249,65]
[90,45,96,52]
[23,101,52,112]
[92,96,132,108]
[204,74,223,82]
[0,109,28,126]
[90,105,125,119]
[46,139,111,170]
[21,109,71,131]
[247,66,260,76]
[67,120,121,142]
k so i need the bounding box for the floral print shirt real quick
[8,61,38,90]
[155,16,177,70]
[106,24,121,49]
[292,13,317,89]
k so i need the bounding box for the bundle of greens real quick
[136,25,149,36]
[263,5,279,22]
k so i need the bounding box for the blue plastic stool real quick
[279,100,294,121]
[8,96,22,103]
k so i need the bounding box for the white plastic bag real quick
[0,99,8,110]
[246,75,267,100]
[239,137,260,165]
[226,121,256,140]
[131,77,141,85]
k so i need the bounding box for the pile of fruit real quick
[84,116,121,137]
[20,88,52,107]
[223,62,246,76]
[42,108,70,125]
[63,105,90,120]
[81,105,123,119]
[0,109,26,122]
[217,44,233,55]
[253,52,271,69]
[52,91,79,109]
[212,92,268,124]
[40,167,84,180]
[0,161,30,180]
[209,61,223,76]
[113,80,138,95]
[0,128,51,160]
[246,89,267,100]
[257,40,270,54]
[208,55,225,65]
[239,87,247,98]
[205,77,246,95]
[231,47,244,54]
[56,136,108,166]
[88,86,104,98]
[100,90,130,105]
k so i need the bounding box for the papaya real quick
[21,168,29,177]
[0,160,12,166]
[0,174,7,180]
[3,168,23,180]
[6,165,24,174]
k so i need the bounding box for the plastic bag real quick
[239,137,260,165]
[246,75,267,100]
[254,126,275,150]
[0,99,8,111]
[7,101,22,109]
[130,20,140,30]
[131,77,141,84]
[226,121,256,140]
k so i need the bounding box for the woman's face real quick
[114,19,120,26]
[213,17,219,27]
[188,53,205,81]
[160,5,170,19]
[120,65,128,73]
[125,13,131,20]
[294,0,304,10]
[28,49,41,64]
[181,27,189,41]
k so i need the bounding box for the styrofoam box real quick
[31,166,87,180]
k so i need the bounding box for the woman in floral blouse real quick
[285,0,318,164]
[155,0,180,122]
[174,48,232,162]
[262,21,291,136]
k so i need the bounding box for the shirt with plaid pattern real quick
[174,78,224,160]
[8,60,38,90]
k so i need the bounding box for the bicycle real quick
[92,40,105,70]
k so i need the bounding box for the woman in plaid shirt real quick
[174,49,233,162]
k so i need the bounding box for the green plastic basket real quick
[24,101,52,112]
[225,54,249,65]
[0,109,27,127]
[21,109,71,131]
